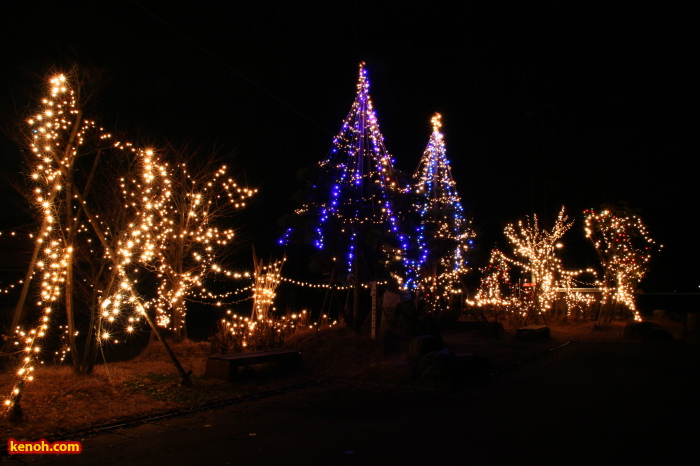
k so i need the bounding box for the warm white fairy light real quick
[584,209,660,321]
[217,308,336,352]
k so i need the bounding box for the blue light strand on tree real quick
[280,63,409,286]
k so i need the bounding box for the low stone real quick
[406,335,444,363]
[623,321,654,339]
[365,361,414,383]
[623,321,674,343]
[455,353,493,379]
[418,348,458,381]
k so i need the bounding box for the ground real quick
[0,316,691,444]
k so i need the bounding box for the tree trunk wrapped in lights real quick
[3,71,185,417]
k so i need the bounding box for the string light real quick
[215,309,337,353]
[251,256,285,321]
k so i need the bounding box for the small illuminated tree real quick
[584,208,660,322]
[251,251,285,321]
[502,207,573,323]
[410,113,474,312]
[472,248,522,322]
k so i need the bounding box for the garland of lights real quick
[5,74,99,414]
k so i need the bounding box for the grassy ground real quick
[0,317,690,442]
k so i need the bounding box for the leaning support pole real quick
[65,180,192,387]
[139,302,193,387]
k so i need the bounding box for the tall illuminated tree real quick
[584,208,659,322]
[410,113,474,312]
[3,71,123,379]
[280,63,408,327]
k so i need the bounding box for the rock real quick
[406,335,444,363]
[644,328,674,343]
[415,314,442,340]
[623,321,674,343]
[455,353,493,379]
[623,321,654,339]
[394,300,419,335]
[365,361,414,383]
[417,348,458,381]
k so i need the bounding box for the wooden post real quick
[371,281,377,340]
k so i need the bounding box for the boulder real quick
[417,348,458,381]
[365,361,414,383]
[623,321,674,343]
[406,335,444,363]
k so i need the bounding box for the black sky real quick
[0,1,695,292]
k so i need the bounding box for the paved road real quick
[4,341,700,465]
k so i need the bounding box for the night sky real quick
[0,1,694,292]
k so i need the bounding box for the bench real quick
[516,325,550,341]
[205,348,302,381]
